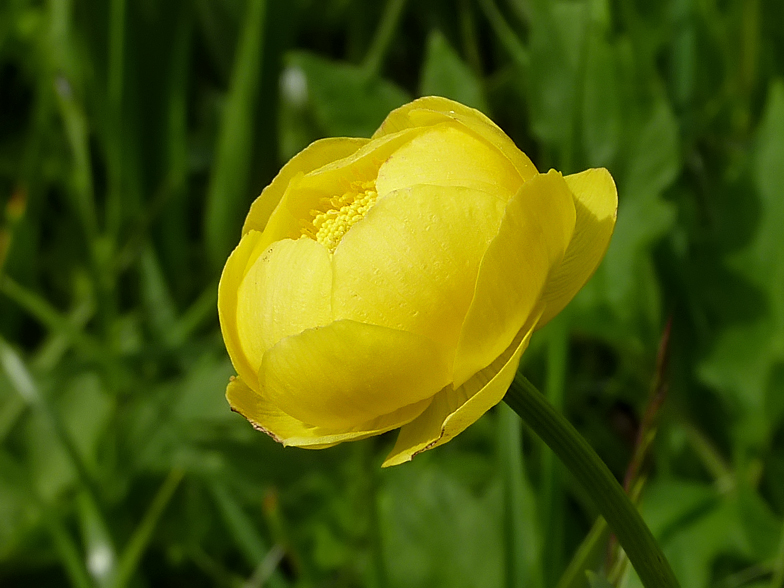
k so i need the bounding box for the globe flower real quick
[219,97,617,467]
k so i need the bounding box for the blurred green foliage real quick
[1,0,784,586]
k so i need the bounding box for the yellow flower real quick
[219,97,617,467]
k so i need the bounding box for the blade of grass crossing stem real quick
[209,483,265,564]
[542,315,568,586]
[208,481,287,588]
[0,276,106,364]
[504,375,680,588]
[33,292,95,372]
[555,517,610,588]
[204,0,267,267]
[112,469,184,588]
[498,403,543,588]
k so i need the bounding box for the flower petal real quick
[218,230,266,390]
[373,96,538,182]
[227,376,432,448]
[332,184,506,355]
[242,137,368,235]
[382,312,540,467]
[452,170,576,388]
[260,320,452,429]
[255,129,423,254]
[235,237,333,380]
[375,122,523,200]
[537,168,618,326]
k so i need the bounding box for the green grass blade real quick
[204,0,268,268]
[111,469,184,588]
[555,517,610,588]
[208,481,287,588]
[498,403,543,588]
[542,316,569,585]
[362,0,407,78]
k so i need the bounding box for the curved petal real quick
[332,185,506,355]
[375,122,523,200]
[235,237,333,377]
[260,320,452,429]
[537,168,618,326]
[255,128,423,254]
[218,230,267,390]
[226,376,432,448]
[452,171,576,388]
[382,310,541,467]
[373,96,538,182]
[242,137,368,235]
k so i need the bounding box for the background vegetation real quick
[2,0,784,586]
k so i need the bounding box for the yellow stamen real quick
[302,180,378,252]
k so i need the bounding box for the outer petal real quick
[537,168,618,326]
[373,96,538,182]
[452,171,576,388]
[332,185,506,355]
[218,230,266,390]
[242,137,368,235]
[382,310,541,467]
[260,320,452,429]
[375,123,523,200]
[235,237,333,379]
[227,377,432,448]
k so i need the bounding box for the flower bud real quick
[219,97,617,466]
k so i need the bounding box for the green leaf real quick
[287,51,410,138]
[379,462,504,588]
[698,80,784,447]
[629,478,778,588]
[526,0,589,149]
[575,98,678,333]
[419,30,488,113]
[581,17,621,168]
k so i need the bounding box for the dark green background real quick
[1,0,783,586]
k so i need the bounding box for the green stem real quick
[504,374,680,588]
[362,0,407,78]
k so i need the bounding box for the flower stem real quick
[504,374,680,588]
